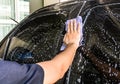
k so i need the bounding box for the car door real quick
[66,2,120,84]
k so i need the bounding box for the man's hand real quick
[63,19,82,48]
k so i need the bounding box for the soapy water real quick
[79,6,120,83]
[4,4,120,84]
[65,4,120,84]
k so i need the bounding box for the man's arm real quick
[37,19,82,84]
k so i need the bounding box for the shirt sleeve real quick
[0,60,44,84]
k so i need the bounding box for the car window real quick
[67,4,120,84]
[5,14,66,63]
[0,40,7,58]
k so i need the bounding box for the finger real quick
[70,20,73,33]
[63,34,69,45]
[77,22,81,33]
[67,21,70,33]
[63,34,66,42]
[73,19,77,32]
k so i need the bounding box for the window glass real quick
[0,40,7,58]
[18,0,30,21]
[0,0,14,19]
[68,4,120,84]
[0,0,30,41]
[5,14,66,63]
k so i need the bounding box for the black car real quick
[0,0,120,83]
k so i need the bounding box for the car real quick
[0,0,120,83]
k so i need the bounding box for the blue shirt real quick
[0,60,44,84]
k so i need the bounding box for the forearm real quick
[52,43,78,76]
[37,44,78,84]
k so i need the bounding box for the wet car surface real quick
[0,0,120,83]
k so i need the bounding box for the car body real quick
[0,0,120,83]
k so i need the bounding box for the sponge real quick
[60,16,83,51]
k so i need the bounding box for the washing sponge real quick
[60,16,83,51]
